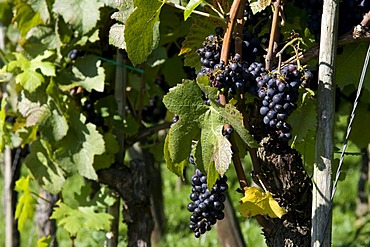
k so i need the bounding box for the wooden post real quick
[4,146,13,247]
[312,0,339,246]
[105,49,127,247]
[215,193,246,247]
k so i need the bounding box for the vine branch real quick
[124,122,171,149]
[219,0,249,190]
[265,0,283,70]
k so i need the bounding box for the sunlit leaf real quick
[53,0,104,34]
[184,0,203,20]
[51,201,113,237]
[212,135,232,177]
[124,1,164,65]
[239,186,286,218]
[15,176,37,231]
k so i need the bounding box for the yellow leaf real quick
[179,47,192,56]
[239,186,286,219]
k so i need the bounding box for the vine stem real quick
[204,2,225,18]
[219,0,248,190]
[164,1,225,21]
[276,37,302,69]
[31,192,55,205]
[265,0,282,70]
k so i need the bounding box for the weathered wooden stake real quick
[312,0,339,246]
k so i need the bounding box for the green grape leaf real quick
[336,43,370,92]
[16,71,45,92]
[14,176,37,231]
[53,0,104,35]
[0,98,11,151]
[24,139,66,194]
[249,0,271,14]
[193,115,223,176]
[13,3,44,37]
[51,201,113,237]
[163,80,214,177]
[180,16,225,70]
[109,0,136,50]
[184,0,203,21]
[29,0,50,23]
[164,134,187,178]
[37,236,51,247]
[109,23,126,49]
[94,132,120,170]
[110,0,134,23]
[211,102,258,148]
[163,80,257,182]
[289,91,317,143]
[7,51,55,92]
[163,80,242,186]
[159,5,193,45]
[124,1,164,65]
[54,113,105,180]
[61,173,85,209]
[61,174,115,209]
[350,103,370,148]
[40,100,69,142]
[18,91,69,142]
[162,55,187,87]
[206,158,219,190]
[57,55,105,92]
[239,186,286,218]
[24,26,61,57]
[196,76,218,100]
[212,134,232,177]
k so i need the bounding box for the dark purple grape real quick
[260,106,269,115]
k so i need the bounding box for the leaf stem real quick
[204,2,225,19]
[164,1,225,21]
[31,191,55,205]
[276,37,302,69]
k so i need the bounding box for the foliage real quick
[239,186,286,219]
[50,201,113,237]
[14,176,37,231]
[0,0,369,245]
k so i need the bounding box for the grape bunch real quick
[256,64,312,141]
[187,169,228,238]
[196,30,223,77]
[213,54,252,95]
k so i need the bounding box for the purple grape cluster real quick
[188,169,228,238]
[197,32,223,77]
[196,27,266,97]
[212,54,259,96]
[256,64,311,141]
